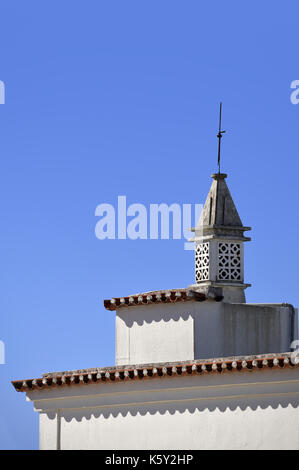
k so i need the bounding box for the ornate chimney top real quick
[190,174,251,303]
[189,105,252,302]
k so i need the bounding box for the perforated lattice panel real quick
[218,242,241,281]
[195,242,210,283]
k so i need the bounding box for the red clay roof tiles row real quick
[104,288,223,311]
[12,352,297,393]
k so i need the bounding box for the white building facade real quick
[12,172,299,450]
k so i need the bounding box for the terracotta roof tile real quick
[104,288,223,311]
[12,352,298,393]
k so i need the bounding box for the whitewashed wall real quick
[25,367,299,450]
[116,302,195,365]
[115,301,297,365]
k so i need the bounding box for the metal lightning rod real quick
[217,102,226,173]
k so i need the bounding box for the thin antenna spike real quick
[217,101,226,174]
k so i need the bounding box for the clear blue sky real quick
[0,1,298,449]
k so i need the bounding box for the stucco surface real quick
[116,301,297,365]
[33,367,299,450]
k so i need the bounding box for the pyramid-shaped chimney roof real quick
[198,173,243,227]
